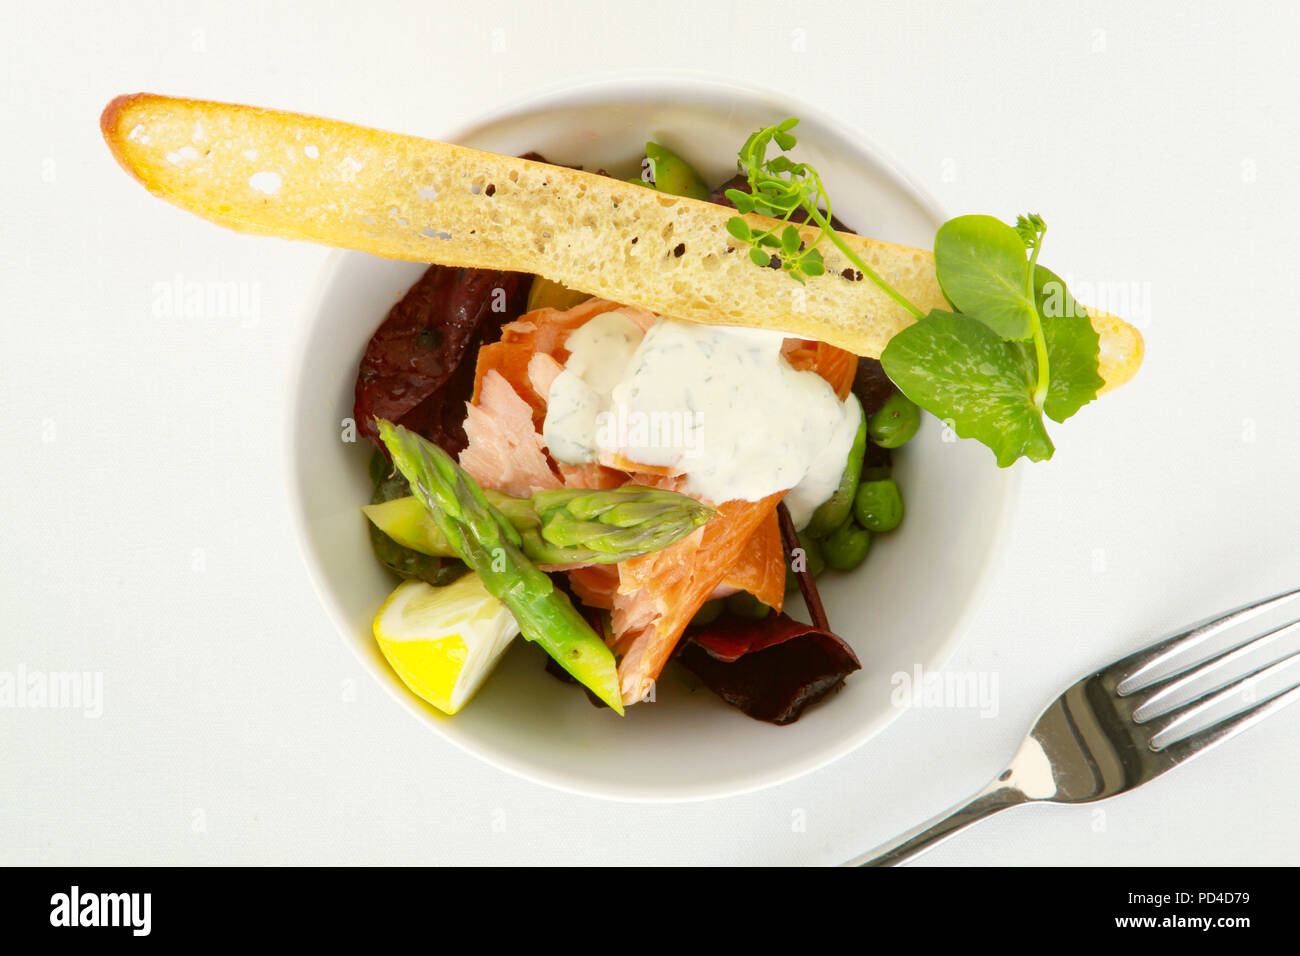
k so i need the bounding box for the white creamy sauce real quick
[543,314,860,525]
[781,393,861,528]
[543,309,645,463]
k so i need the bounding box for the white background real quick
[3,0,1298,865]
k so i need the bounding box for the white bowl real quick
[286,73,1017,801]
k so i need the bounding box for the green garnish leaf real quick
[727,118,836,286]
[800,248,825,276]
[725,189,755,214]
[933,215,1040,341]
[884,216,1101,464]
[880,263,1104,465]
[881,310,1054,467]
[781,224,801,255]
[1015,212,1047,249]
[1035,265,1104,423]
[725,216,752,241]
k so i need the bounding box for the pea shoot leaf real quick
[934,215,1039,341]
[1015,212,1047,249]
[880,265,1103,465]
[881,310,1054,467]
[1035,265,1104,423]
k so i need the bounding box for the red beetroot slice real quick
[353,264,532,454]
[676,613,861,725]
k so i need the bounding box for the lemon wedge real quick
[373,575,520,715]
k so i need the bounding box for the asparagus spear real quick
[377,420,626,714]
[364,483,712,565]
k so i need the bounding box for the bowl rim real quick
[283,69,1021,802]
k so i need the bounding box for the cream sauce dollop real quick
[543,312,860,527]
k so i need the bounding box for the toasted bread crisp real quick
[102,94,1142,391]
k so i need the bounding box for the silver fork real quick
[846,586,1300,866]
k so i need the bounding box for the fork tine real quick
[1111,585,1300,693]
[1156,681,1300,766]
[1142,647,1300,744]
[1131,615,1300,720]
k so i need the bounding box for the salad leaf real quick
[881,310,1055,467]
[1036,265,1104,423]
[934,215,1040,341]
[881,263,1103,466]
[675,612,860,725]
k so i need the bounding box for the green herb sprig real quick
[724,120,830,283]
[728,120,1104,467]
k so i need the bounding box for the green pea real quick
[868,393,920,448]
[726,590,771,620]
[644,142,710,199]
[854,479,904,532]
[690,599,724,628]
[785,533,826,591]
[822,520,871,571]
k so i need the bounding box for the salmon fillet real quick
[459,370,561,497]
[607,489,786,702]
[714,508,785,605]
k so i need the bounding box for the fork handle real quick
[844,783,1030,867]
